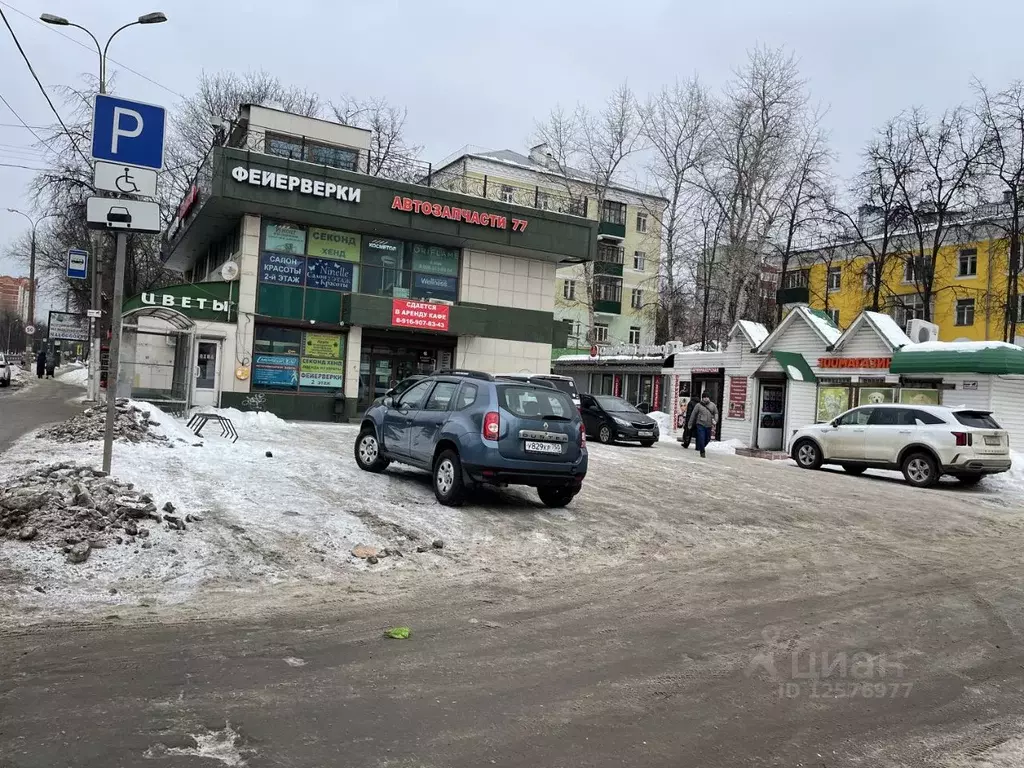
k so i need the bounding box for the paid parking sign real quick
[90,94,166,170]
[67,248,88,280]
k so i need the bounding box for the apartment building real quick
[780,205,1024,342]
[432,145,666,352]
[0,276,31,321]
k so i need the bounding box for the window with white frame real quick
[562,279,576,300]
[628,326,641,344]
[863,261,878,290]
[891,294,926,328]
[955,298,976,326]
[825,308,840,325]
[783,269,809,289]
[500,184,515,203]
[593,323,609,342]
[636,212,648,233]
[633,251,646,271]
[958,248,978,278]
[595,278,622,302]
[827,266,842,292]
[631,288,643,309]
[569,320,583,342]
[903,256,930,284]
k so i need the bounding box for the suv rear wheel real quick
[433,449,466,507]
[793,439,822,470]
[354,428,389,473]
[538,486,576,508]
[902,451,939,488]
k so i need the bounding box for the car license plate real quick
[985,435,1001,446]
[638,430,653,437]
[525,441,562,455]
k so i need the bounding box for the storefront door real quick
[192,339,221,408]
[358,340,452,410]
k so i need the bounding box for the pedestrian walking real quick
[45,352,56,379]
[687,393,719,458]
[35,349,46,379]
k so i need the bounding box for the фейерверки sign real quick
[231,166,361,202]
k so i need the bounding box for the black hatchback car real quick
[580,394,659,446]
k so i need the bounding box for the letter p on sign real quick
[91,94,166,170]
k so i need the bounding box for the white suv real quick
[790,404,1011,488]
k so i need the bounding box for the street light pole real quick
[6,209,56,352]
[40,11,167,401]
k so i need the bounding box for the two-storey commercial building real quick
[136,106,596,421]
[431,145,666,352]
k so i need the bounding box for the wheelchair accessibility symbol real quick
[115,167,140,193]
[93,160,158,198]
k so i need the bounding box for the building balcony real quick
[776,285,809,305]
[594,299,622,315]
[598,221,626,241]
[594,261,624,277]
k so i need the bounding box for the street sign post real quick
[25,324,35,336]
[93,161,158,198]
[90,93,166,474]
[90,94,166,170]
[67,248,88,280]
[87,309,102,319]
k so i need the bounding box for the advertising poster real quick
[307,227,361,261]
[858,387,895,406]
[47,311,89,342]
[899,388,941,405]
[306,258,355,291]
[391,299,449,331]
[816,386,850,423]
[265,223,306,254]
[303,333,343,359]
[411,243,459,276]
[727,376,748,419]
[413,273,458,300]
[259,252,305,286]
[363,237,404,267]
[252,353,299,388]
[299,358,344,389]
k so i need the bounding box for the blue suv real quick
[354,370,588,507]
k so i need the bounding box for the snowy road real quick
[3,408,1024,765]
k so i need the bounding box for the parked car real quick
[372,374,425,406]
[495,373,581,407]
[354,370,588,507]
[790,404,1011,488]
[579,393,659,446]
[0,353,10,387]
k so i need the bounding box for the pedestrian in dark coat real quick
[680,397,698,448]
[35,349,46,378]
[45,353,56,378]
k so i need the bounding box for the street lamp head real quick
[137,12,167,24]
[6,208,19,214]
[39,13,70,25]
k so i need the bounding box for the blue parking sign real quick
[91,94,166,170]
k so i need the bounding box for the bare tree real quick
[641,77,713,340]
[974,79,1024,341]
[331,95,422,181]
[699,46,813,328]
[535,83,645,342]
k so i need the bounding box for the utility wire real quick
[0,90,55,152]
[0,0,187,101]
[0,6,92,165]
[0,161,48,170]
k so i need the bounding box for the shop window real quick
[955,298,975,326]
[252,325,345,393]
[827,266,842,292]
[563,279,576,300]
[633,251,646,271]
[600,199,627,225]
[304,290,342,324]
[628,326,641,345]
[258,284,304,320]
[958,248,978,277]
[636,211,648,233]
[593,323,609,342]
[631,288,643,309]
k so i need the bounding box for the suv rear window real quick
[540,377,579,399]
[498,385,575,419]
[953,410,1002,429]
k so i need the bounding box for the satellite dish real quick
[220,261,240,281]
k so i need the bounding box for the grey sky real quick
[4,0,1024,301]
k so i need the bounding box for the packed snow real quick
[901,340,1024,352]
[802,307,843,344]
[737,320,769,348]
[863,311,912,348]
[648,410,675,441]
[57,364,88,387]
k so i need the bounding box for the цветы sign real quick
[391,196,529,232]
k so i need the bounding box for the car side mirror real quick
[382,396,395,408]
[830,418,840,428]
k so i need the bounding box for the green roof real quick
[772,351,817,382]
[890,343,1024,375]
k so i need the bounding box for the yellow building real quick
[781,230,1023,342]
[432,145,665,351]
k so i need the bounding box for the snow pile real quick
[37,400,171,445]
[57,365,88,387]
[737,320,769,348]
[803,307,843,344]
[987,451,1024,496]
[901,340,1023,353]
[706,438,744,455]
[0,461,195,562]
[863,311,912,348]
[193,406,292,432]
[648,411,675,441]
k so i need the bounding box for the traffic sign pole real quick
[101,232,127,474]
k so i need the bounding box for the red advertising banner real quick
[728,376,748,419]
[391,299,450,332]
[653,375,662,412]
[613,374,622,397]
